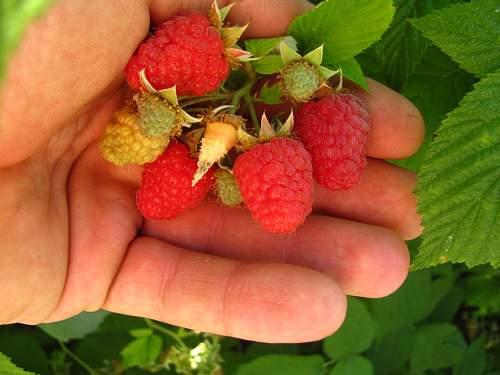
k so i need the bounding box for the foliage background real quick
[0,0,499,374]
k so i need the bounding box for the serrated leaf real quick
[410,324,466,371]
[0,0,55,83]
[0,353,37,375]
[253,55,283,75]
[368,327,415,373]
[0,334,49,375]
[329,355,373,375]
[370,270,432,336]
[38,311,108,342]
[121,334,163,369]
[394,47,475,172]
[323,298,376,360]
[325,58,369,90]
[289,0,395,61]
[245,37,284,57]
[258,82,283,105]
[370,0,453,90]
[411,0,500,77]
[414,71,500,269]
[235,355,324,375]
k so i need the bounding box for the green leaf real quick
[411,0,500,77]
[0,353,37,375]
[410,324,466,371]
[464,267,500,315]
[289,0,395,61]
[428,285,465,323]
[370,0,453,90]
[38,311,108,342]
[329,355,373,375]
[245,37,284,57]
[323,298,376,360]
[235,355,324,375]
[394,47,475,172]
[75,331,132,368]
[453,338,487,375]
[258,82,283,105]
[414,71,500,269]
[121,334,163,369]
[371,270,432,336]
[325,58,369,90]
[253,55,284,75]
[368,327,415,374]
[0,334,49,375]
[0,0,55,83]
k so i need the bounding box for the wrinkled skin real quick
[0,0,424,343]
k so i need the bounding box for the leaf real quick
[367,327,415,374]
[411,0,500,77]
[0,334,49,375]
[323,298,376,360]
[370,270,432,336]
[253,55,284,75]
[75,331,132,368]
[410,324,466,371]
[0,0,55,83]
[245,37,284,57]
[258,82,283,105]
[394,47,475,172]
[453,338,487,375]
[0,353,37,375]
[324,58,369,90]
[38,311,108,342]
[289,0,395,61]
[428,285,465,323]
[121,334,163,369]
[329,355,373,375]
[464,267,500,315]
[235,355,324,375]
[370,0,453,90]
[414,71,500,269]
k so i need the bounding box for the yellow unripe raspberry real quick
[100,107,169,166]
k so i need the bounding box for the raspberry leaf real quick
[245,37,284,57]
[0,353,36,375]
[288,0,395,62]
[258,82,283,105]
[38,311,109,342]
[415,71,500,269]
[330,355,374,375]
[0,0,55,83]
[235,355,325,375]
[252,55,284,75]
[325,58,369,90]
[411,0,500,78]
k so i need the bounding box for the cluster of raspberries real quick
[99,3,370,234]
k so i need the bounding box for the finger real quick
[352,78,425,159]
[149,0,313,37]
[144,208,409,298]
[104,236,346,343]
[314,158,422,240]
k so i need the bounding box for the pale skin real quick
[0,0,425,343]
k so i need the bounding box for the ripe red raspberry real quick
[125,12,230,96]
[136,143,214,220]
[295,94,370,191]
[233,138,313,234]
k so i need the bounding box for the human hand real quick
[0,0,424,343]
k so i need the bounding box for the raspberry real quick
[134,92,179,137]
[295,94,370,191]
[136,142,214,220]
[215,169,242,206]
[100,107,169,166]
[125,12,230,96]
[233,138,313,234]
[281,61,322,102]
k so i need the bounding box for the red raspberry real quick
[125,12,230,97]
[233,138,313,234]
[136,143,214,220]
[295,94,370,191]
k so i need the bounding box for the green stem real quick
[181,93,232,107]
[58,341,96,375]
[231,79,256,114]
[242,62,257,80]
[244,94,259,131]
[144,318,187,349]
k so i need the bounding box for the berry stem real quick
[58,340,97,375]
[230,79,256,114]
[244,94,259,131]
[181,93,232,107]
[144,318,188,349]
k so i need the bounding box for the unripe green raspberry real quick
[281,61,323,103]
[215,169,242,206]
[134,92,180,137]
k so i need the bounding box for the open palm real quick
[0,0,424,343]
